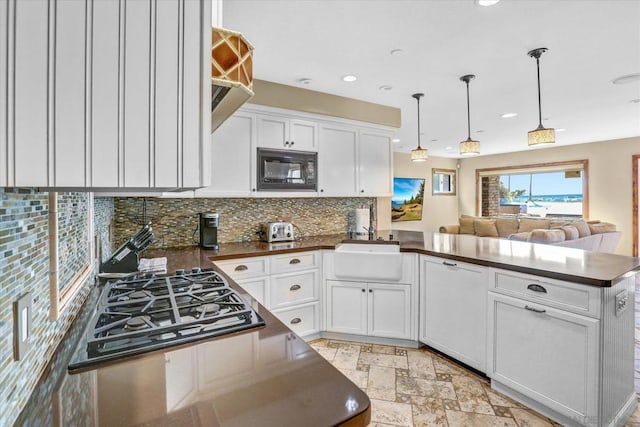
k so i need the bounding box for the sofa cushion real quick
[588,222,616,234]
[527,229,566,244]
[572,220,592,237]
[508,232,530,242]
[459,215,477,235]
[518,218,551,233]
[496,218,519,237]
[549,219,570,229]
[474,219,499,237]
[560,225,579,240]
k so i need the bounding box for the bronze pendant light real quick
[527,47,555,146]
[410,93,428,161]
[459,74,480,156]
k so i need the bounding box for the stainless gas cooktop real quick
[69,268,265,372]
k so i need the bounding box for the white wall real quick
[380,152,459,233]
[458,136,640,256]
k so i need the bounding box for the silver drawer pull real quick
[290,318,302,325]
[525,305,546,314]
[290,284,301,291]
[527,284,547,293]
[289,258,301,264]
[234,265,248,271]
[442,261,457,267]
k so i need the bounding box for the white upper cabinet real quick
[0,0,211,189]
[256,114,318,151]
[318,124,359,196]
[358,130,392,197]
[196,112,256,197]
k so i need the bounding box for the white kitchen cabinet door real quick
[318,125,358,196]
[2,0,211,189]
[256,114,317,151]
[358,131,392,197]
[487,292,599,424]
[10,0,49,186]
[421,257,489,372]
[196,112,255,197]
[368,283,412,339]
[289,118,318,151]
[325,280,367,335]
[165,347,197,411]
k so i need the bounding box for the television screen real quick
[392,177,425,222]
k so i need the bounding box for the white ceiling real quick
[222,0,640,158]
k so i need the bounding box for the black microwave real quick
[257,148,317,191]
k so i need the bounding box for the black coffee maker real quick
[199,213,219,249]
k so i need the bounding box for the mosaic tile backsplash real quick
[0,189,113,427]
[113,197,376,249]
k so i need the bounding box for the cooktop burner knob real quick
[272,233,277,239]
[175,269,185,275]
[191,267,201,273]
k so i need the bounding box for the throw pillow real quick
[527,229,566,244]
[572,221,592,237]
[474,219,499,237]
[518,218,551,233]
[560,225,579,240]
[459,216,476,235]
[588,222,616,234]
[496,218,519,237]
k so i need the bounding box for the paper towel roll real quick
[355,208,370,234]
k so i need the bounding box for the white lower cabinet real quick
[326,280,413,340]
[420,256,489,372]
[487,292,599,424]
[215,251,321,339]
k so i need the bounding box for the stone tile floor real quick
[309,338,640,426]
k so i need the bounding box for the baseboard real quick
[319,331,420,348]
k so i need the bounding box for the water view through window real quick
[499,171,583,218]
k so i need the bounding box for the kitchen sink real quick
[333,242,403,281]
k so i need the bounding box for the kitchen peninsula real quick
[16,231,639,426]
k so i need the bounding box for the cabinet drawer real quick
[236,277,268,307]
[270,251,319,273]
[270,271,318,309]
[272,302,319,337]
[493,271,601,318]
[215,257,269,280]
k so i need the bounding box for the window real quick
[475,160,588,219]
[49,192,94,320]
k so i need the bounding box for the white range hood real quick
[211,27,254,133]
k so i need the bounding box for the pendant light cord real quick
[416,96,422,149]
[536,56,543,127]
[466,81,471,140]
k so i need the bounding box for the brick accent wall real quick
[481,176,500,217]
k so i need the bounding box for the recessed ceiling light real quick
[500,112,518,118]
[476,0,500,6]
[342,75,357,82]
[390,49,405,56]
[392,138,400,143]
[556,128,566,132]
[445,146,453,150]
[298,78,312,85]
[630,98,640,103]
[379,85,393,91]
[611,73,640,85]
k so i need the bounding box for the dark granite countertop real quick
[16,261,371,427]
[147,230,640,287]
